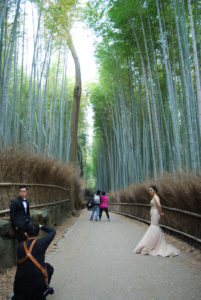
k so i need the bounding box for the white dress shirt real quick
[22,198,27,213]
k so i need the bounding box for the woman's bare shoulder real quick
[154,194,160,203]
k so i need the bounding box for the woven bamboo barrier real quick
[0,183,70,211]
[109,203,201,244]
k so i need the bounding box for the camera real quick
[43,286,54,297]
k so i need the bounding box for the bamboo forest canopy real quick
[0,0,87,165]
[85,0,201,192]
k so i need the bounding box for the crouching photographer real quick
[12,221,56,300]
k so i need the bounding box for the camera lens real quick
[43,286,54,297]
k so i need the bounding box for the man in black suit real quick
[10,185,30,243]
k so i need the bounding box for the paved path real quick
[47,210,201,300]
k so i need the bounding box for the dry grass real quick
[109,171,201,241]
[109,171,201,214]
[0,148,76,187]
[0,148,84,210]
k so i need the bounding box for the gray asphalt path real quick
[47,210,201,300]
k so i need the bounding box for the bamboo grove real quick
[1,0,201,193]
[85,0,201,192]
[0,0,85,163]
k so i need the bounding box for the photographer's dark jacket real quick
[13,226,56,299]
[10,197,30,229]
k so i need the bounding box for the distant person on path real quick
[99,192,110,221]
[10,185,30,243]
[134,185,180,257]
[12,221,55,300]
[87,192,94,211]
[90,190,101,221]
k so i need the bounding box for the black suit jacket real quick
[14,226,56,297]
[10,197,30,229]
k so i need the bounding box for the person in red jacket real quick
[99,192,110,221]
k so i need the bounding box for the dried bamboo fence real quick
[109,203,201,245]
[0,183,70,214]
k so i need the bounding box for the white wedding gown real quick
[134,198,180,257]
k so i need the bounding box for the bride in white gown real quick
[134,185,180,257]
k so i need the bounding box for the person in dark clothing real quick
[87,192,94,211]
[10,185,30,243]
[12,221,56,300]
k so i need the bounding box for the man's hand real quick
[15,226,19,231]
